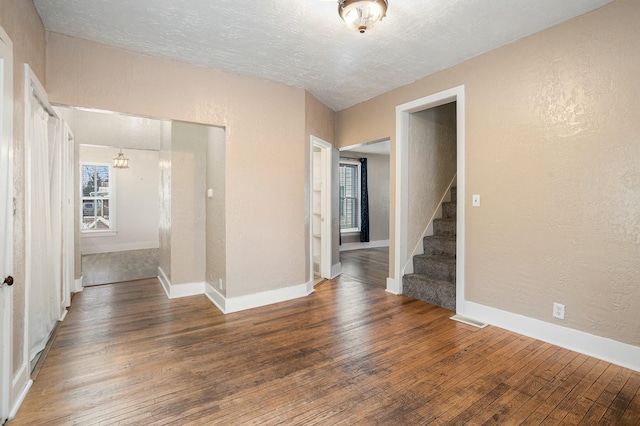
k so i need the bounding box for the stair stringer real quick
[402,175,457,276]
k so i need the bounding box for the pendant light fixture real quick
[113,149,129,169]
[339,0,388,34]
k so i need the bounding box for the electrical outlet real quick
[218,278,224,291]
[553,303,565,320]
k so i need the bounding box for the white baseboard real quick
[74,277,83,293]
[9,365,31,420]
[205,282,225,313]
[80,241,159,255]
[385,277,400,295]
[205,280,314,314]
[461,301,640,372]
[339,239,389,252]
[169,282,204,299]
[158,267,170,298]
[331,262,342,279]
[157,267,204,299]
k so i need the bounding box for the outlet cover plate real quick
[553,302,565,320]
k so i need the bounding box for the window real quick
[81,163,114,232]
[339,161,360,232]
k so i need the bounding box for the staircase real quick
[402,186,457,311]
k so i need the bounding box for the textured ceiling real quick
[34,0,611,111]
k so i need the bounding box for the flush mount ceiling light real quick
[338,0,388,34]
[113,149,129,169]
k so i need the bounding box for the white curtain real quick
[27,99,60,362]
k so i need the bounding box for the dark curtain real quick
[360,158,370,242]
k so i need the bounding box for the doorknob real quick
[2,276,13,287]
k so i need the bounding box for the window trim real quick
[339,160,361,234]
[80,162,116,234]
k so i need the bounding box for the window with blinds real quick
[81,163,113,231]
[339,162,360,232]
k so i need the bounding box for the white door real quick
[0,27,14,422]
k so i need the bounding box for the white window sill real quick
[81,230,117,238]
[340,229,360,235]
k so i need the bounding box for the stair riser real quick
[423,237,456,257]
[402,275,456,311]
[433,219,456,236]
[442,202,456,219]
[413,259,456,281]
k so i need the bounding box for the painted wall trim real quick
[309,136,333,281]
[385,278,399,295]
[168,282,205,299]
[9,363,30,420]
[80,241,159,255]
[205,281,314,314]
[0,286,11,420]
[390,85,466,303]
[204,282,225,313]
[157,267,203,299]
[8,378,31,420]
[73,278,83,293]
[462,301,640,373]
[157,267,171,298]
[331,262,342,279]
[339,240,389,252]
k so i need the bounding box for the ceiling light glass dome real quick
[339,0,388,34]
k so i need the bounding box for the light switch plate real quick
[472,194,481,207]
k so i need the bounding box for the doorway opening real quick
[392,85,466,313]
[310,136,332,286]
[338,138,390,287]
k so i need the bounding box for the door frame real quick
[18,64,60,414]
[0,26,13,423]
[309,136,332,281]
[60,122,75,311]
[390,85,466,314]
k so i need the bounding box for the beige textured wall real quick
[336,0,640,346]
[0,0,46,378]
[407,103,457,260]
[46,33,308,297]
[305,91,335,145]
[206,126,226,295]
[170,122,206,285]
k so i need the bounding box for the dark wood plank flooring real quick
[339,247,389,288]
[9,249,640,425]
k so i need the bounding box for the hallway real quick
[339,247,388,288]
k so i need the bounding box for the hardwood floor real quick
[339,247,389,288]
[9,251,640,425]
